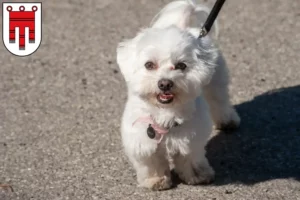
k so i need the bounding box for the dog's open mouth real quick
[157,92,174,104]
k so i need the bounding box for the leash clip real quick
[199,27,208,38]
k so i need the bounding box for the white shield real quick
[2,2,42,57]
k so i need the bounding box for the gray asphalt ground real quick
[0,0,300,199]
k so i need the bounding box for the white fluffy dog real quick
[116,0,240,190]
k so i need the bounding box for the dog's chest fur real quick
[147,102,196,129]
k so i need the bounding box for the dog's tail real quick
[150,0,219,39]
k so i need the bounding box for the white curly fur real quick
[116,0,240,190]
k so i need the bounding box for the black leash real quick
[198,0,226,38]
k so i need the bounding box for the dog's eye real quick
[175,62,187,70]
[145,61,155,70]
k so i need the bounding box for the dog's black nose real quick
[158,79,173,91]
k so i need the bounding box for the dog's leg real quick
[203,54,240,130]
[173,150,214,185]
[131,149,172,190]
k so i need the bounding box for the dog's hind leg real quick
[203,53,240,131]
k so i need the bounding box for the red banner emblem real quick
[2,3,42,56]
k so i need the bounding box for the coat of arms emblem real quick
[2,3,42,56]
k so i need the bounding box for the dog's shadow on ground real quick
[206,85,300,185]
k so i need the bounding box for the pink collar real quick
[132,116,169,143]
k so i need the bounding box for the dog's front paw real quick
[178,164,215,185]
[139,176,172,191]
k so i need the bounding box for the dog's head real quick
[117,1,218,108]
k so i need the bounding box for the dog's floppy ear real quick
[116,38,138,83]
[193,37,219,85]
[117,29,149,83]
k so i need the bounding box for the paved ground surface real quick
[0,0,300,199]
